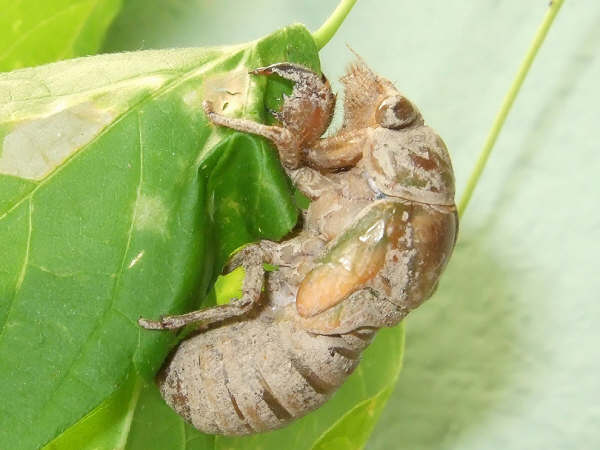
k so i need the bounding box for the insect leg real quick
[251,62,328,90]
[253,65,371,172]
[296,287,409,335]
[304,129,367,171]
[251,63,335,145]
[203,100,302,168]
[296,202,401,317]
[138,245,265,330]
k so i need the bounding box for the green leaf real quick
[312,388,393,450]
[0,0,123,72]
[0,24,320,449]
[213,267,245,306]
[43,369,143,450]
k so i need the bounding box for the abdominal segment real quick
[158,309,373,435]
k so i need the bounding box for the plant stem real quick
[313,0,358,50]
[457,0,565,219]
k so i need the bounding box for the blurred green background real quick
[5,0,600,448]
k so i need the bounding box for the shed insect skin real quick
[139,58,458,435]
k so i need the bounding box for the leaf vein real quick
[0,198,32,341]
[0,50,237,222]
[111,307,139,328]
[28,112,145,426]
[110,110,145,307]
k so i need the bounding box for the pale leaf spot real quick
[201,69,249,114]
[134,194,168,235]
[127,250,145,269]
[182,89,202,109]
[0,102,114,180]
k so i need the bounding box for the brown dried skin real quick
[253,64,336,150]
[140,59,458,435]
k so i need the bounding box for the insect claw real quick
[251,63,310,78]
[249,66,273,76]
[248,63,335,148]
[250,63,324,86]
[137,317,164,330]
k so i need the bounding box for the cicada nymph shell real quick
[139,57,458,435]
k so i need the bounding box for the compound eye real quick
[375,95,418,129]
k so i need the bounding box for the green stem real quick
[312,0,358,50]
[457,0,565,219]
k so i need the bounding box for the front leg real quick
[305,129,366,171]
[138,245,265,330]
[294,287,409,335]
[203,62,338,170]
[203,100,302,168]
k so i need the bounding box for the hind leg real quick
[138,245,265,330]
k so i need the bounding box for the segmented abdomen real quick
[158,309,374,435]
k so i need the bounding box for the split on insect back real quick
[137,53,458,436]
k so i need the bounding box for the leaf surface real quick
[0,24,319,449]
